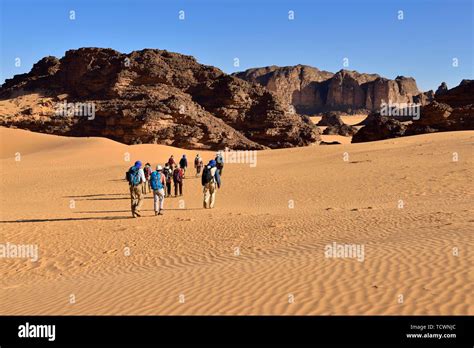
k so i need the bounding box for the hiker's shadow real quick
[64,193,125,198]
[63,193,130,201]
[0,216,134,224]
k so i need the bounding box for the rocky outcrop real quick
[352,81,474,143]
[351,115,407,143]
[406,101,474,135]
[317,112,357,136]
[413,90,435,105]
[0,48,320,149]
[235,66,432,114]
[435,80,474,108]
[435,82,448,96]
[316,112,344,126]
[406,81,474,135]
[188,75,320,148]
[323,124,358,137]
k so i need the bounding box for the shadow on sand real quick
[1,191,206,224]
[0,216,133,224]
[64,193,125,198]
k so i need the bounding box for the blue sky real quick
[0,0,472,91]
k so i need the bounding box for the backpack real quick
[164,168,172,183]
[144,166,152,180]
[180,158,187,168]
[150,171,164,190]
[202,166,213,185]
[127,166,141,186]
[173,168,182,182]
[194,157,200,166]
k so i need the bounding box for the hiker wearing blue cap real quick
[125,160,147,217]
[202,159,221,209]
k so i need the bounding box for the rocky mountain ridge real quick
[0,48,320,149]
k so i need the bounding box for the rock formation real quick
[234,66,433,114]
[352,80,474,143]
[0,48,321,149]
[233,65,334,115]
[323,124,358,137]
[435,82,448,96]
[435,79,474,108]
[316,112,358,136]
[351,115,407,143]
[316,112,345,127]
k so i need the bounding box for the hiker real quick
[215,152,224,176]
[179,154,188,177]
[126,160,146,218]
[168,155,176,169]
[202,159,221,209]
[150,165,166,216]
[173,165,184,196]
[143,163,152,194]
[194,154,203,177]
[163,163,173,197]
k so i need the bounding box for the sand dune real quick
[0,127,473,315]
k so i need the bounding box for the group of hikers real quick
[126,153,224,217]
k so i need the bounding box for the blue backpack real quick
[150,171,164,190]
[127,166,141,186]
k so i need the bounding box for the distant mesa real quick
[233,65,434,115]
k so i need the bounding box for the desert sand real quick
[0,126,473,315]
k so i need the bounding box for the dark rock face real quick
[435,82,449,96]
[233,65,334,114]
[316,112,345,126]
[352,81,474,143]
[435,80,474,108]
[189,75,321,148]
[323,124,358,137]
[0,48,320,149]
[406,80,474,135]
[417,101,453,127]
[351,114,407,143]
[317,111,358,136]
[413,90,435,105]
[406,101,474,135]
[449,105,474,130]
[235,66,430,114]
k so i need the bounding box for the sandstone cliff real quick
[234,66,433,114]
